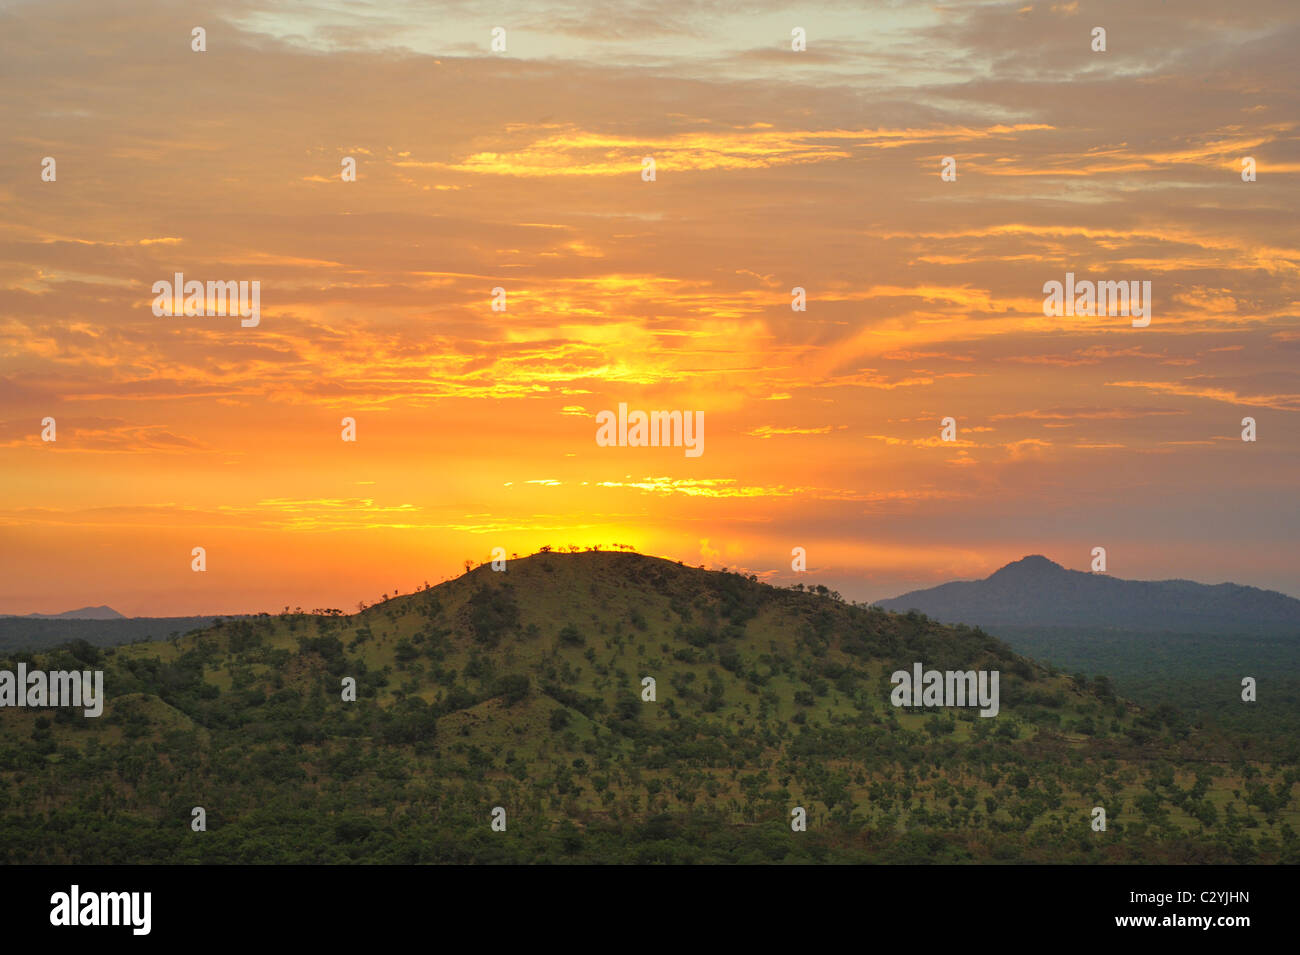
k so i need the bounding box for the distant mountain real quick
[877,555,1300,635]
[0,614,249,653]
[5,605,126,620]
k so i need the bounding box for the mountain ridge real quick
[879,556,1300,634]
[2,605,125,620]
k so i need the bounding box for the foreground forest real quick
[0,551,1295,864]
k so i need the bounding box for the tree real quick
[493,674,530,706]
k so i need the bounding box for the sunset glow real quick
[2,0,1297,615]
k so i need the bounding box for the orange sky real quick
[2,0,1298,615]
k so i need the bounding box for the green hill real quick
[0,550,1294,864]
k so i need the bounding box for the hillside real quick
[0,551,1294,864]
[878,555,1300,635]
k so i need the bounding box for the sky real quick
[1,0,1298,615]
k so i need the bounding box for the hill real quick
[0,615,251,654]
[2,605,125,620]
[0,550,1294,864]
[877,555,1300,635]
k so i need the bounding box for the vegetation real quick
[993,625,1300,745]
[0,552,1294,864]
[0,615,250,654]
